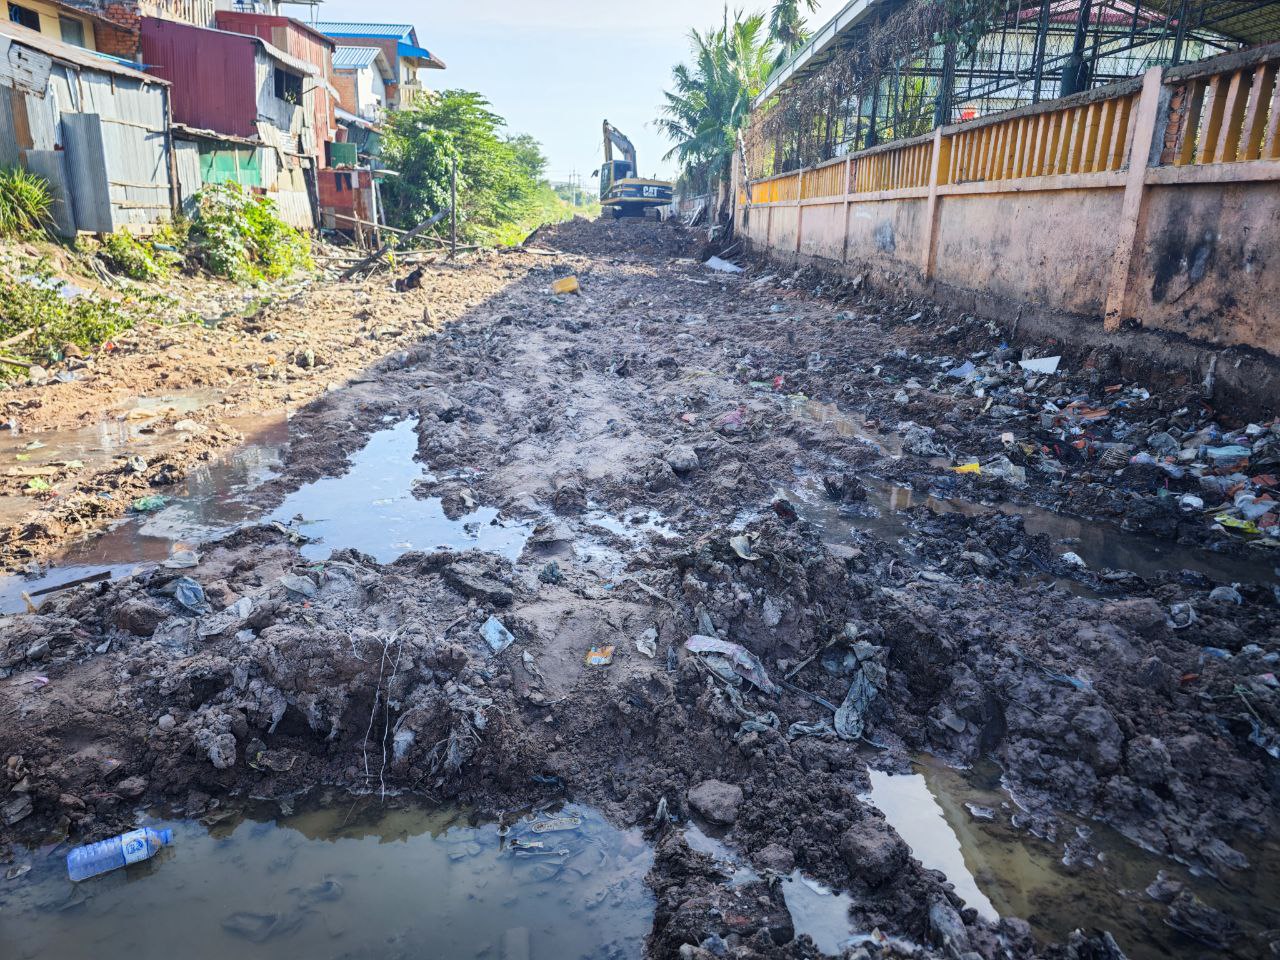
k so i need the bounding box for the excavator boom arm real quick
[602,120,636,170]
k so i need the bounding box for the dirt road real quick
[2,218,1277,958]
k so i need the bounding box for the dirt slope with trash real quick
[2,217,1278,959]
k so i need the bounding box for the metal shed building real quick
[0,19,175,235]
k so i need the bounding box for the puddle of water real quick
[2,798,653,960]
[0,389,230,528]
[789,477,1278,588]
[779,872,864,956]
[0,417,534,613]
[872,757,1280,959]
[268,419,531,564]
[862,769,998,921]
[584,507,679,544]
[682,825,865,956]
[0,414,289,614]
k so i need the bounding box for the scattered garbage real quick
[278,574,317,599]
[704,256,744,274]
[729,533,761,561]
[172,577,206,612]
[163,549,200,569]
[833,642,886,740]
[685,635,778,694]
[951,462,981,475]
[1061,552,1087,568]
[131,494,168,512]
[67,827,173,881]
[636,627,657,658]
[584,644,615,666]
[550,276,580,295]
[481,616,515,655]
[1019,355,1061,374]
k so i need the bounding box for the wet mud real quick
[2,217,1277,959]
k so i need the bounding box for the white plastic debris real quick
[1060,552,1087,568]
[704,256,744,274]
[1019,356,1061,374]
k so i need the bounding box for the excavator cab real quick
[597,120,671,217]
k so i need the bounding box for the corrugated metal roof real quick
[0,19,165,83]
[397,40,444,68]
[332,46,380,69]
[314,22,413,40]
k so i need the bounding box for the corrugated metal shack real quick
[0,19,175,235]
[213,11,337,156]
[140,17,322,229]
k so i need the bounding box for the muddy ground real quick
[2,217,1278,959]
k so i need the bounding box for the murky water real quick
[267,419,531,564]
[1,798,654,960]
[0,389,229,527]
[0,417,532,613]
[866,757,1280,959]
[0,414,289,614]
[788,476,1278,588]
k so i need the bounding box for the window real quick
[8,3,40,31]
[59,15,84,47]
[273,68,303,105]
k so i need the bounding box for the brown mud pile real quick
[2,217,1277,958]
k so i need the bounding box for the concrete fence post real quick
[842,156,852,264]
[1103,66,1168,331]
[923,128,948,280]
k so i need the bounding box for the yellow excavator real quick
[596,120,672,217]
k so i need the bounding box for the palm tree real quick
[769,0,818,61]
[658,14,776,193]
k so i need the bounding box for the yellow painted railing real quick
[1164,59,1280,164]
[852,140,934,191]
[948,92,1137,183]
[741,40,1280,205]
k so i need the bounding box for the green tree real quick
[379,89,550,244]
[657,14,776,194]
[768,0,818,61]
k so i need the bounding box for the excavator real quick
[596,120,673,217]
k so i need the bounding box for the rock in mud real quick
[755,842,795,874]
[838,816,908,888]
[115,598,172,636]
[664,445,700,474]
[687,779,743,825]
[442,560,514,606]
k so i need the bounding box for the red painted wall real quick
[141,18,257,137]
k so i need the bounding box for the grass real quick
[0,167,53,237]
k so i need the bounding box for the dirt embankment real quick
[2,217,1277,959]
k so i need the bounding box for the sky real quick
[303,0,845,187]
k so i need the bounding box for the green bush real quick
[0,167,53,237]
[0,266,135,376]
[101,231,171,281]
[189,183,312,282]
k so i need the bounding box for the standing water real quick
[2,797,654,959]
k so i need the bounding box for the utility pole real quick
[449,155,457,259]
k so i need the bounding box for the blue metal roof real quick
[396,40,438,62]
[314,22,413,40]
[331,45,381,69]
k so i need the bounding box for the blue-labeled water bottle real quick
[66,827,173,881]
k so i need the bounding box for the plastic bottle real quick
[66,827,173,881]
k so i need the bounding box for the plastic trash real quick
[685,635,778,694]
[951,462,982,475]
[550,276,579,295]
[584,644,615,666]
[635,627,657,658]
[131,494,167,512]
[946,360,976,379]
[172,577,206,611]
[1206,444,1250,464]
[704,256,744,273]
[481,615,515,654]
[67,827,172,881]
[1019,356,1061,374]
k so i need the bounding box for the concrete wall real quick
[738,49,1280,416]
